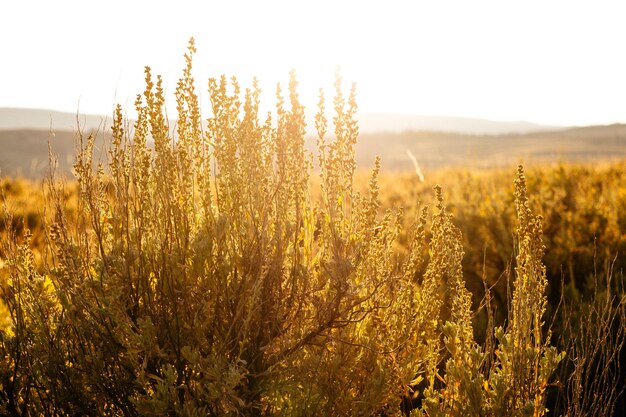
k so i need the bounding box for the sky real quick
[2,0,626,127]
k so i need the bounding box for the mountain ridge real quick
[2,123,625,179]
[1,107,561,136]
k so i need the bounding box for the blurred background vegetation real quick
[2,159,625,415]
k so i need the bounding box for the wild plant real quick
[0,40,611,417]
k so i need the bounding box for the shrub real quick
[4,38,619,416]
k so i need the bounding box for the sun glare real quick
[1,0,626,126]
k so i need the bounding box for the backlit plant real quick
[1,38,622,417]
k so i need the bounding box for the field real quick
[0,41,624,416]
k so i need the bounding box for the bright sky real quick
[2,0,626,126]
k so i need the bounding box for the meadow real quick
[0,40,624,416]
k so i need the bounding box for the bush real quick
[1,38,621,416]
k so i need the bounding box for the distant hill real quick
[1,107,560,136]
[352,113,560,135]
[351,124,626,172]
[1,107,624,179]
[0,129,75,178]
[2,124,626,179]
[0,108,110,133]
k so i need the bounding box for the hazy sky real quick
[2,0,626,126]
